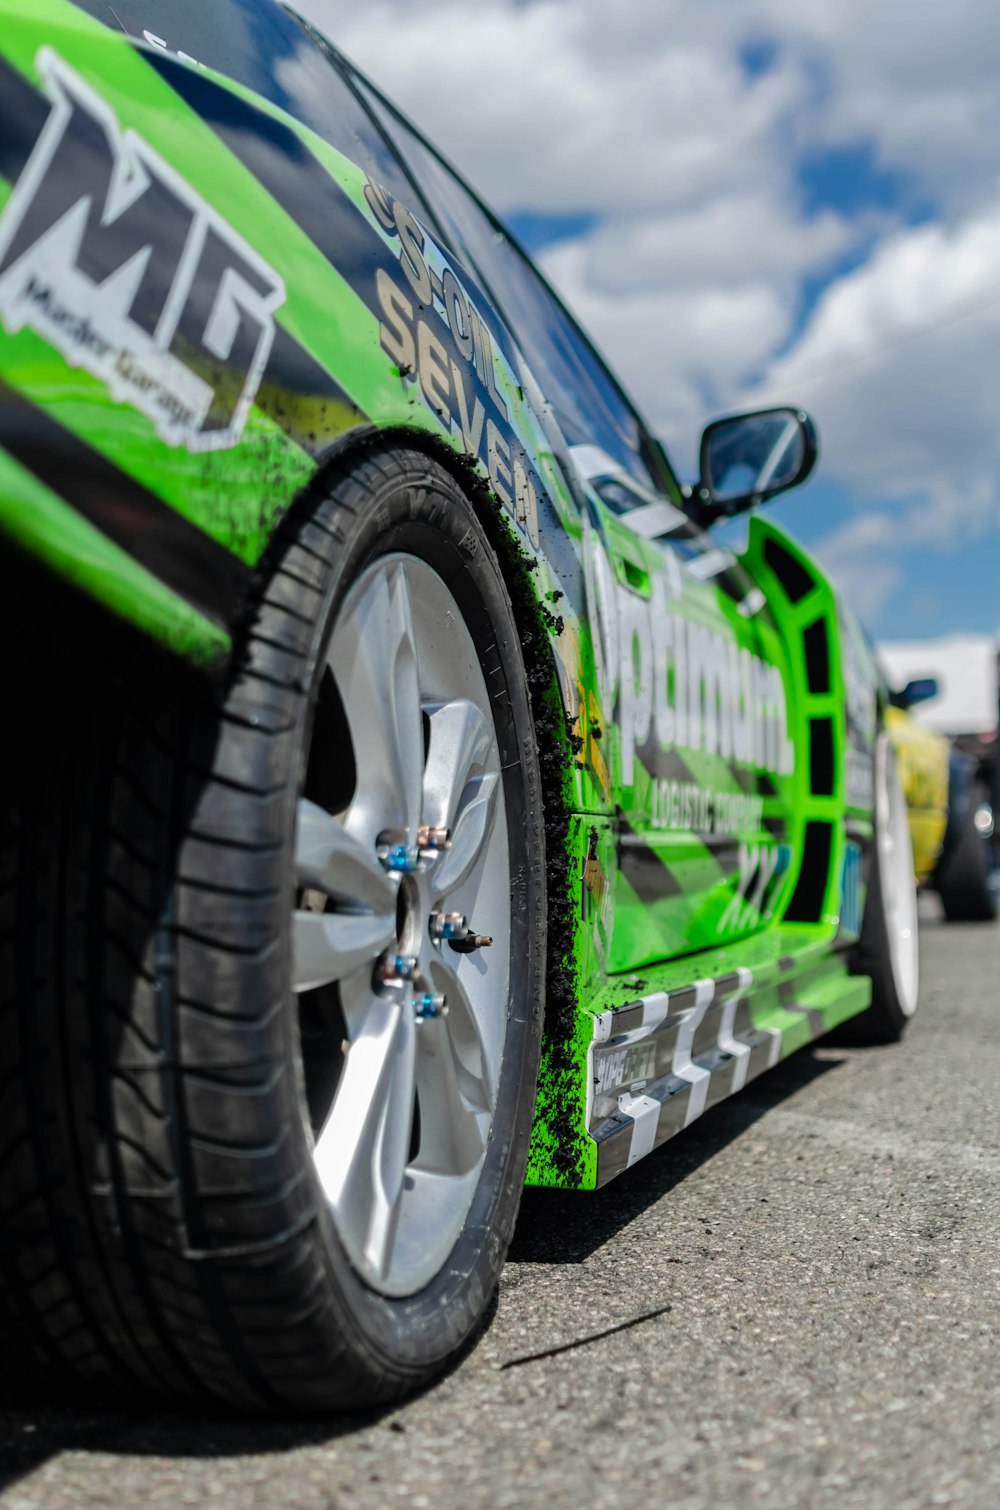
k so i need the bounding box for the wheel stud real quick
[430,910,466,942]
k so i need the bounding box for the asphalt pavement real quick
[2,900,998,1510]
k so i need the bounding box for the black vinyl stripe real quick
[784,822,833,923]
[763,536,815,605]
[635,746,700,786]
[617,828,684,903]
[0,380,251,626]
[809,716,836,797]
[803,617,831,695]
[0,56,49,187]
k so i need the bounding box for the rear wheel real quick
[0,446,546,1410]
[936,785,998,923]
[846,733,919,1043]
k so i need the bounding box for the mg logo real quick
[0,49,285,451]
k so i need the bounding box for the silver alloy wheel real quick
[291,554,510,1298]
[877,733,919,1016]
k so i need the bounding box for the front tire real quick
[0,446,546,1410]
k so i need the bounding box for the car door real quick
[568,448,799,972]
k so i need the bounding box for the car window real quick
[349,70,667,493]
[69,0,435,223]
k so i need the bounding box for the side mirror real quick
[891,676,940,711]
[697,407,818,519]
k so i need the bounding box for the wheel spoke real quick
[429,956,493,1112]
[312,993,416,1282]
[423,699,495,829]
[295,798,397,912]
[423,700,500,898]
[333,562,424,842]
[414,1013,487,1176]
[433,771,501,898]
[293,910,395,993]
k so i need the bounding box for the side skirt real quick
[589,949,870,1186]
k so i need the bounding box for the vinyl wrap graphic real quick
[0,0,880,1188]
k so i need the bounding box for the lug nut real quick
[376,831,422,874]
[376,826,452,872]
[430,910,467,942]
[417,824,451,860]
[414,991,448,1021]
[374,952,418,989]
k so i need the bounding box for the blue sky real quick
[303,0,1000,644]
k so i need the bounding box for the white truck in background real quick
[880,634,999,921]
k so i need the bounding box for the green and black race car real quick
[0,0,919,1411]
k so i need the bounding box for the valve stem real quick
[449,930,494,954]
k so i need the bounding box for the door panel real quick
[573,451,801,972]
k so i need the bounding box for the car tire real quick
[936,785,998,923]
[843,732,920,1044]
[0,444,546,1411]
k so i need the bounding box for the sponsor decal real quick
[718,840,789,933]
[846,747,875,808]
[584,528,795,793]
[840,839,863,938]
[593,1040,658,1097]
[647,781,765,835]
[0,50,285,451]
[365,176,543,550]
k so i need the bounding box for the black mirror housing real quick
[891,676,940,711]
[696,407,818,520]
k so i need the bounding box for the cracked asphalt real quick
[2,901,998,1510]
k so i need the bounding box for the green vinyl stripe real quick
[0,327,315,566]
[0,445,230,667]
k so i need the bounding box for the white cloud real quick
[756,200,1000,624]
[564,197,855,295]
[756,0,1000,214]
[300,0,812,217]
[760,202,1000,511]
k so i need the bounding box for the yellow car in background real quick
[886,704,949,885]
[887,687,998,920]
